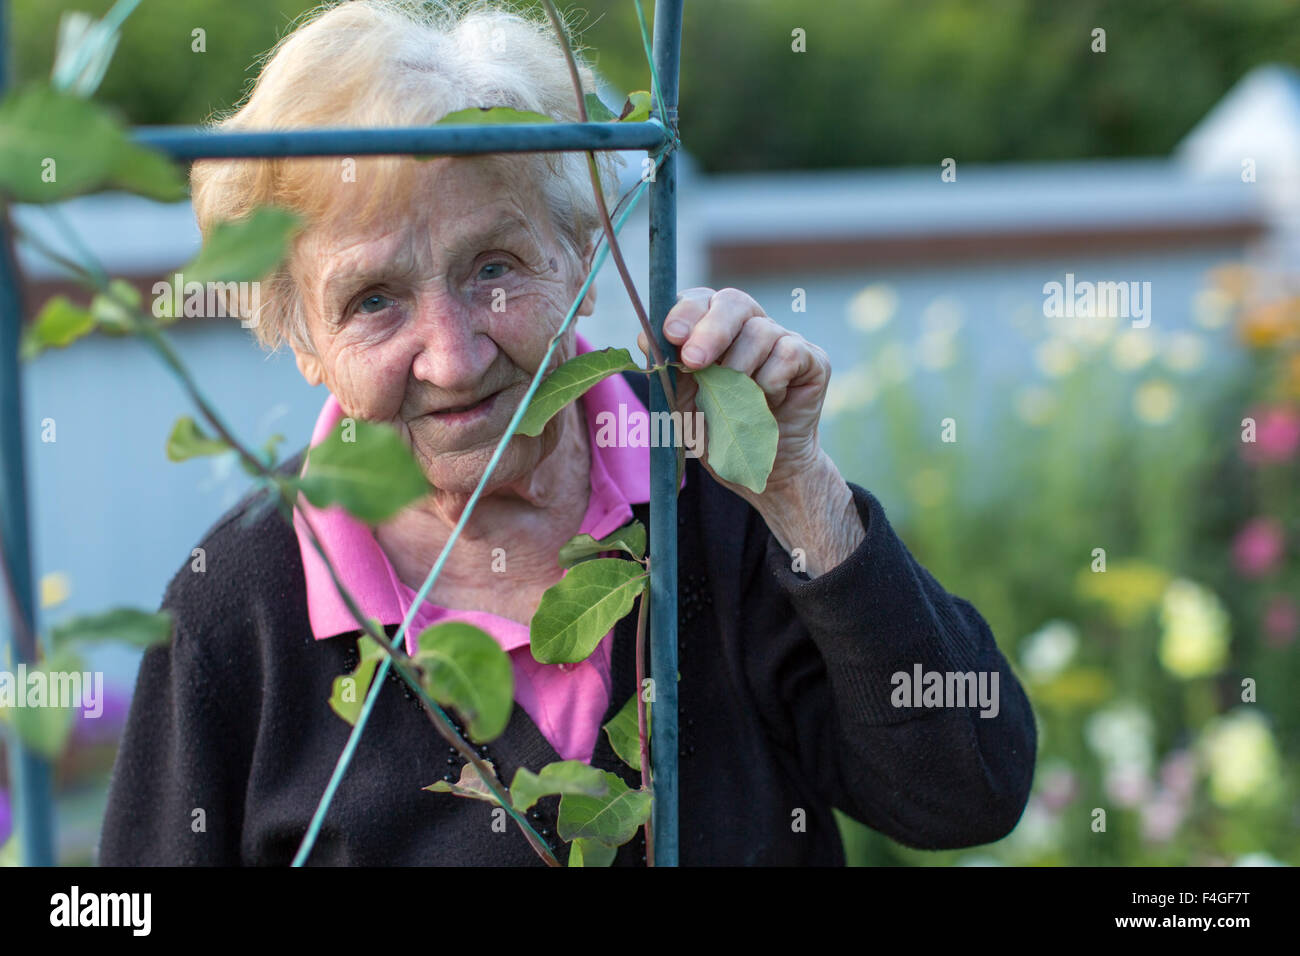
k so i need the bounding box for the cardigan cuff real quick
[761,481,988,725]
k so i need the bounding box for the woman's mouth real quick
[430,389,501,425]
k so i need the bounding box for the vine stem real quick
[634,574,654,866]
[539,0,679,409]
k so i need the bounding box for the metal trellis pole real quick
[648,0,683,867]
[0,0,58,868]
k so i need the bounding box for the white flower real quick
[847,283,898,333]
[1035,337,1078,378]
[1019,620,1079,680]
[1013,385,1057,426]
[823,361,878,416]
[1161,331,1208,374]
[1085,701,1155,773]
[1111,329,1157,372]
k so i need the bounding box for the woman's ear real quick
[294,347,325,387]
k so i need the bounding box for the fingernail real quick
[682,344,705,365]
[665,320,688,338]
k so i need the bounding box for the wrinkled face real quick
[291,155,595,494]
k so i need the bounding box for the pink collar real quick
[291,334,664,648]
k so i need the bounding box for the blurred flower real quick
[1237,296,1300,349]
[1158,578,1230,679]
[1241,404,1300,464]
[1037,762,1078,814]
[921,296,965,336]
[1086,702,1155,776]
[847,283,898,333]
[1199,710,1282,808]
[824,361,878,416]
[1232,517,1285,577]
[1134,379,1178,425]
[1192,285,1235,330]
[1159,748,1197,801]
[39,571,71,609]
[1206,263,1251,304]
[1019,620,1079,681]
[1013,384,1057,427]
[1161,331,1208,374]
[874,340,912,386]
[1233,853,1287,866]
[1075,559,1171,628]
[1035,337,1078,378]
[1111,329,1157,372]
[1104,762,1152,809]
[1140,789,1187,844]
[914,330,957,371]
[1007,796,1059,855]
[1263,594,1298,648]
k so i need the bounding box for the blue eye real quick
[358,294,392,314]
[478,262,510,281]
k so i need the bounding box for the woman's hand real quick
[637,287,866,577]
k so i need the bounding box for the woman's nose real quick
[408,293,494,392]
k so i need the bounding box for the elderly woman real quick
[99,0,1035,866]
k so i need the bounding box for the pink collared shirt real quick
[292,334,666,764]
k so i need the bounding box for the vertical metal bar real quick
[648,0,683,867]
[0,0,57,866]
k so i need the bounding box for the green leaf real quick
[692,364,779,495]
[4,647,86,759]
[618,91,655,124]
[584,94,617,123]
[618,91,652,123]
[414,622,513,743]
[510,760,608,812]
[0,836,17,867]
[568,837,617,867]
[48,607,172,654]
[90,279,140,334]
[530,559,647,664]
[183,206,301,285]
[557,520,646,568]
[294,418,430,524]
[0,84,185,202]
[21,296,95,359]
[423,759,502,805]
[603,692,650,772]
[519,348,639,438]
[165,416,231,463]
[557,771,652,848]
[328,632,386,726]
[437,106,556,126]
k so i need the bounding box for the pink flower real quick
[1039,767,1078,814]
[1242,405,1300,464]
[1141,790,1186,844]
[1264,594,1298,648]
[1160,749,1196,800]
[1232,517,1285,577]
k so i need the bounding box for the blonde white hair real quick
[190,0,624,354]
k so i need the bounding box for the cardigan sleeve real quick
[741,481,1037,850]
[98,585,256,866]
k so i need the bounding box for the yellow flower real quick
[1035,338,1078,378]
[40,572,71,610]
[1158,578,1230,680]
[1075,559,1171,628]
[1111,329,1157,372]
[1161,332,1208,375]
[1134,379,1178,425]
[1200,710,1281,807]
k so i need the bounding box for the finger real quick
[753,333,820,406]
[717,314,786,377]
[679,287,763,369]
[662,288,714,346]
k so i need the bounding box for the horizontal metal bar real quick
[132,121,669,160]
